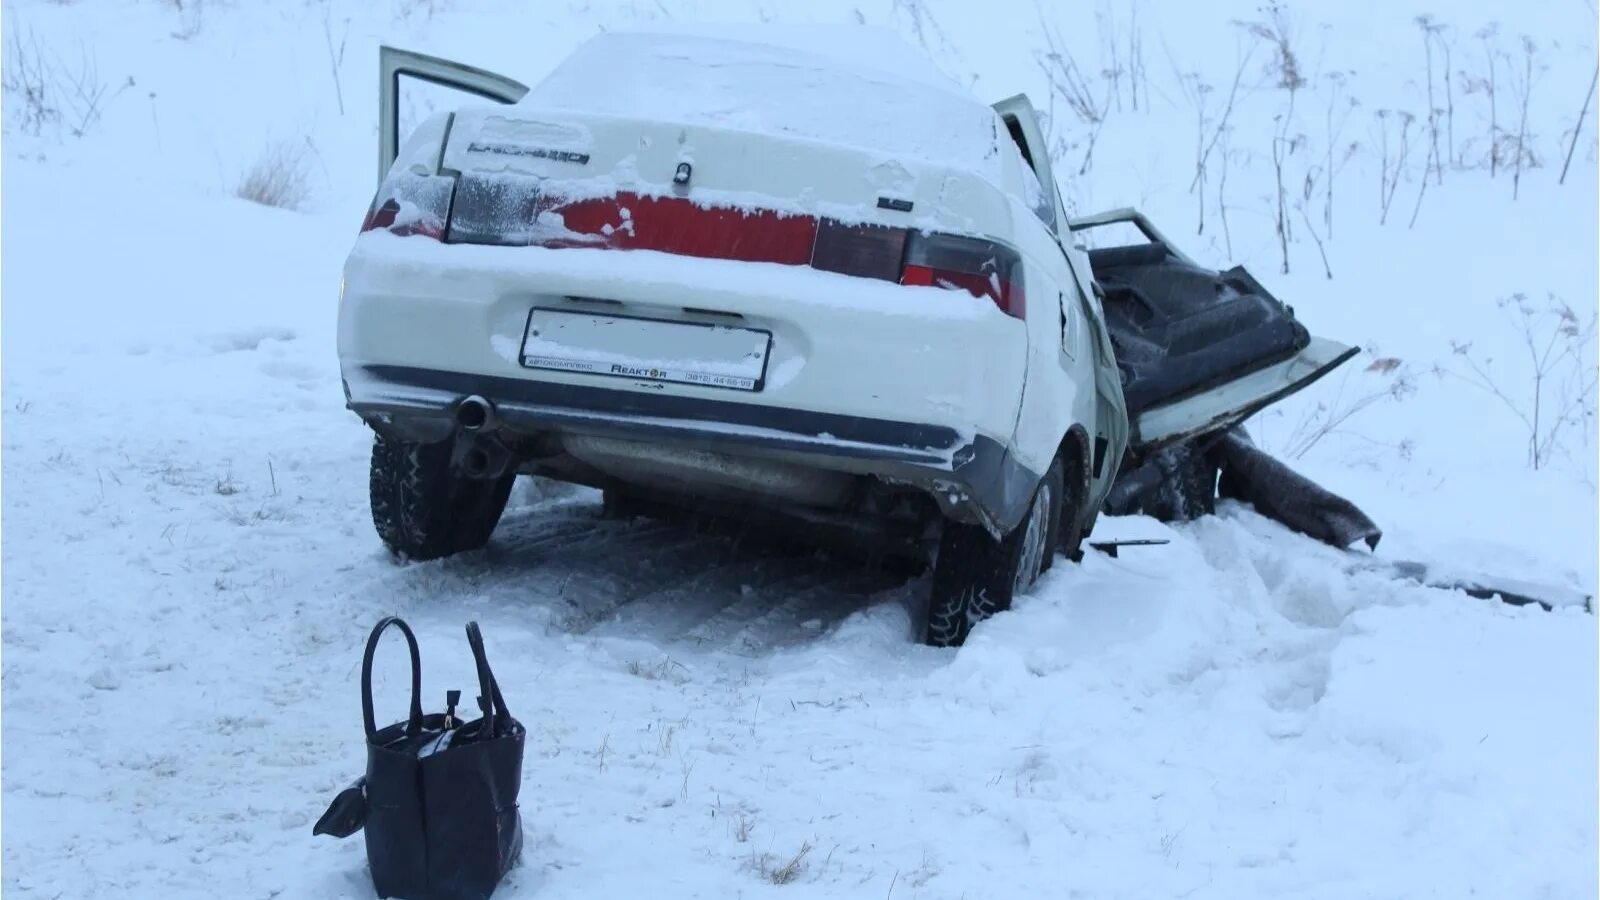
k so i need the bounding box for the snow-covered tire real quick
[924,457,1064,648]
[369,434,515,561]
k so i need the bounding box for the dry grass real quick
[751,841,813,885]
[235,139,313,211]
[626,655,690,685]
[4,26,122,138]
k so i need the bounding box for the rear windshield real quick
[523,31,1003,178]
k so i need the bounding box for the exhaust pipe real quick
[451,433,512,480]
[455,395,494,432]
[451,397,508,479]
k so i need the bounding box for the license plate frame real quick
[519,307,773,393]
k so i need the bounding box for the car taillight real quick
[811,220,909,282]
[902,231,1025,320]
[359,169,456,240]
[809,220,1025,320]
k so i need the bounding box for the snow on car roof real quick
[522,29,1003,176]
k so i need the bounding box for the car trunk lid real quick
[438,105,1011,247]
[431,106,1031,321]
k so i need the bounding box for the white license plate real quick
[520,309,772,392]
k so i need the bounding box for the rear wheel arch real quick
[1055,425,1092,512]
[1053,425,1093,562]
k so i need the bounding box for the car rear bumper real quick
[337,232,1028,444]
[344,363,1040,534]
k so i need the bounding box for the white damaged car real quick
[339,31,1354,645]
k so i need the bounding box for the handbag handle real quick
[361,617,424,740]
[465,621,513,737]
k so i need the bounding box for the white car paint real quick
[340,35,1128,536]
[340,231,1034,460]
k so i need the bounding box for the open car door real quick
[990,94,1064,233]
[992,95,1131,512]
[378,47,529,184]
[1067,208,1359,451]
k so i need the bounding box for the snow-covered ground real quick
[3,1,1596,897]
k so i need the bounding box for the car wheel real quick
[369,434,515,561]
[924,456,1064,648]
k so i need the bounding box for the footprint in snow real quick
[206,326,298,354]
[259,358,327,384]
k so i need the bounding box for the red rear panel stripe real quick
[540,192,818,265]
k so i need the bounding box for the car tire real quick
[369,434,515,561]
[924,456,1064,648]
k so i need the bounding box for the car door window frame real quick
[991,94,1065,237]
[379,47,529,185]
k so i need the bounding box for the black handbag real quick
[314,617,525,900]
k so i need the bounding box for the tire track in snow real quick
[657,564,838,647]
[680,562,907,653]
[333,506,706,629]
[486,514,722,632]
[467,500,919,648]
[577,552,794,639]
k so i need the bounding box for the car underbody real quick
[350,361,1034,551]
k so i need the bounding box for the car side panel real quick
[1005,206,1097,484]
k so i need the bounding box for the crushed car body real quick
[338,32,1578,644]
